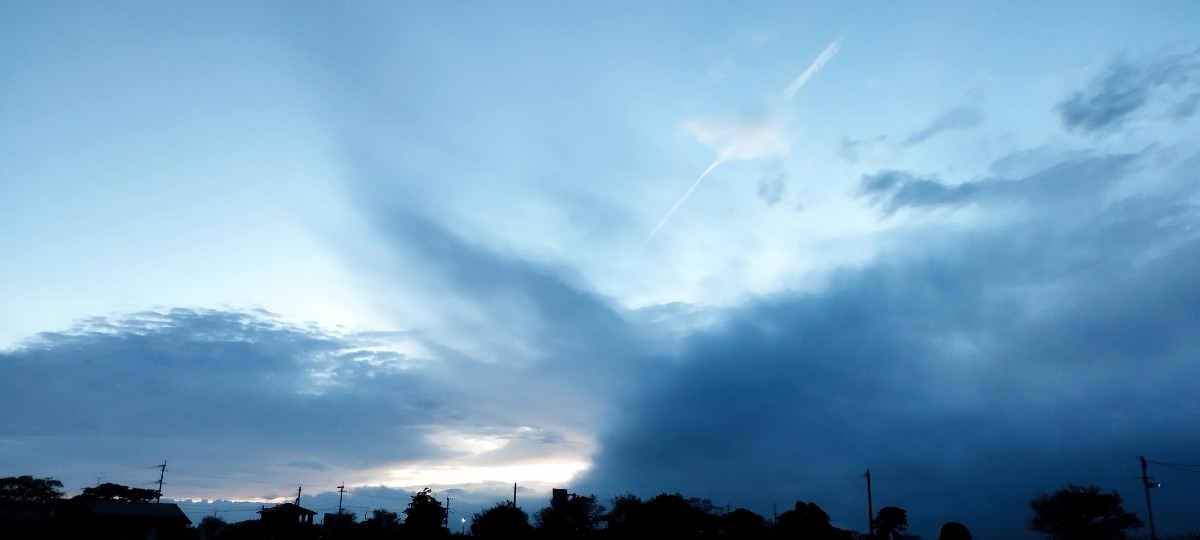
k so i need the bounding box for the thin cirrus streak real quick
[640,39,841,249]
[784,40,841,99]
[639,153,730,251]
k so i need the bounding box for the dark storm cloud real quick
[578,145,1200,538]
[902,107,984,146]
[1057,47,1200,133]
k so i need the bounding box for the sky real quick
[2,1,1200,538]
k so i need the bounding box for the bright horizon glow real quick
[385,461,592,488]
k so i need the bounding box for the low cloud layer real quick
[0,307,601,502]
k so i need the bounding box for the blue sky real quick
[3,2,1200,538]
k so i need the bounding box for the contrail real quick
[641,39,840,248]
[784,39,840,99]
[639,154,728,250]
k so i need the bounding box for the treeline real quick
[4,474,1166,540]
[0,475,161,503]
[206,488,914,540]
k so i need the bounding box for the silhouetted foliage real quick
[1029,484,1142,540]
[0,475,64,502]
[354,508,402,540]
[535,490,605,538]
[776,500,844,540]
[604,493,642,535]
[622,492,718,539]
[472,502,532,538]
[938,521,972,540]
[74,482,161,502]
[403,488,448,538]
[874,507,909,540]
[722,507,768,539]
[198,515,227,539]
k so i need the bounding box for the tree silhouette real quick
[873,506,908,540]
[1029,484,1142,540]
[471,502,532,538]
[198,515,227,540]
[722,507,768,539]
[627,493,717,539]
[357,508,402,540]
[74,482,160,502]
[938,521,972,540]
[604,493,643,537]
[403,488,447,538]
[534,491,605,538]
[776,500,843,540]
[0,475,64,502]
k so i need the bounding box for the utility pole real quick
[513,482,518,507]
[445,496,452,528]
[295,486,302,506]
[1140,456,1159,540]
[864,469,874,538]
[156,461,167,503]
[337,483,346,516]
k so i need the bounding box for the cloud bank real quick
[0,307,604,502]
[579,139,1200,537]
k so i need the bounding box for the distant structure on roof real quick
[258,502,317,526]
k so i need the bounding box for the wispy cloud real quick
[902,106,985,146]
[858,153,1138,215]
[757,171,786,206]
[1057,46,1200,133]
[837,106,984,164]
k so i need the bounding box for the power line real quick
[1146,460,1200,475]
[1146,460,1200,468]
